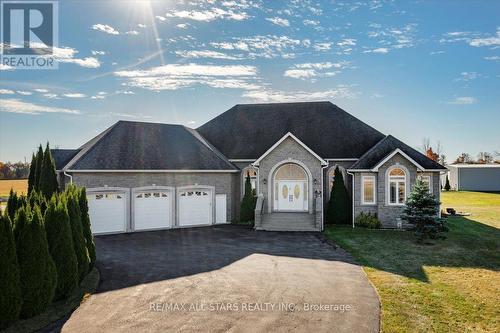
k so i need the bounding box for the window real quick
[242,167,257,199]
[388,167,406,205]
[418,175,432,193]
[361,176,376,205]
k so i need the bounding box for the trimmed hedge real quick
[16,205,57,319]
[0,212,22,329]
[79,188,96,270]
[327,166,351,225]
[44,197,79,300]
[66,190,90,281]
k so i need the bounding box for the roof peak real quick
[234,101,334,107]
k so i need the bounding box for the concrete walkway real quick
[61,226,380,332]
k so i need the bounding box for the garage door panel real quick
[87,192,126,234]
[133,191,172,230]
[178,189,212,226]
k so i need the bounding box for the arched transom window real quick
[388,167,406,205]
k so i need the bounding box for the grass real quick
[4,267,100,333]
[325,191,500,333]
[0,179,28,197]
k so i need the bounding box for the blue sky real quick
[1,0,499,163]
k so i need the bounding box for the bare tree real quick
[477,152,493,164]
[454,153,473,164]
[421,137,431,154]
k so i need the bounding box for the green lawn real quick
[325,191,500,333]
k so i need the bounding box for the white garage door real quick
[87,192,127,234]
[178,189,212,226]
[133,190,172,231]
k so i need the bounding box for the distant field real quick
[0,179,28,197]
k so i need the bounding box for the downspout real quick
[63,170,73,185]
[346,171,355,228]
[320,164,328,231]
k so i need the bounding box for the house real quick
[447,164,500,191]
[52,101,446,234]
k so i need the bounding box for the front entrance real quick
[273,163,308,212]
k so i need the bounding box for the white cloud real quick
[43,93,59,99]
[32,44,101,68]
[485,56,500,61]
[303,19,319,26]
[175,50,241,60]
[16,91,32,95]
[115,90,135,95]
[0,99,80,115]
[114,63,258,91]
[33,88,49,93]
[363,47,389,54]
[283,69,316,79]
[156,15,166,21]
[455,72,484,81]
[0,89,15,94]
[91,50,106,55]
[0,64,13,71]
[313,42,332,51]
[266,17,290,27]
[109,112,152,120]
[125,30,139,35]
[176,23,189,29]
[284,62,350,80]
[242,86,357,103]
[62,57,100,68]
[469,28,500,47]
[367,23,417,50]
[447,96,477,105]
[165,8,249,22]
[92,24,119,35]
[337,38,356,46]
[63,93,86,98]
[137,23,147,28]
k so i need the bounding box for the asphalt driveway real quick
[61,225,380,332]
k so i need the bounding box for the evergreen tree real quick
[79,188,96,270]
[28,153,37,195]
[0,212,22,329]
[327,167,350,224]
[39,143,59,199]
[239,172,256,223]
[34,145,44,192]
[6,188,19,222]
[444,175,451,191]
[16,205,57,318]
[66,191,90,281]
[13,202,30,241]
[44,196,78,300]
[401,179,447,243]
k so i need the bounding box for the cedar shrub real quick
[66,190,90,281]
[39,143,59,199]
[78,188,96,270]
[239,172,256,223]
[28,153,37,195]
[327,166,351,224]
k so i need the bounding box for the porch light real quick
[263,178,267,185]
[313,178,318,185]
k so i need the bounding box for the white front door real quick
[276,181,307,211]
[178,189,212,226]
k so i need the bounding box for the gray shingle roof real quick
[64,121,237,171]
[349,135,447,170]
[197,101,385,159]
[51,149,80,170]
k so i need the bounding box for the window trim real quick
[386,165,408,206]
[361,175,376,205]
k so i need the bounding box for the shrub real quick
[16,205,57,319]
[28,190,47,215]
[39,143,59,199]
[327,166,351,224]
[66,191,90,281]
[0,212,22,329]
[355,212,381,229]
[6,189,19,222]
[44,196,78,300]
[240,172,256,223]
[401,179,447,243]
[13,203,30,241]
[444,175,451,191]
[78,188,96,270]
[28,153,37,195]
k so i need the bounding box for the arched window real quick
[388,167,406,205]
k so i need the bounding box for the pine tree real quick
[16,205,57,318]
[28,153,37,195]
[34,145,44,192]
[79,188,96,270]
[66,191,90,281]
[13,202,30,241]
[0,212,22,329]
[444,175,451,191]
[401,179,446,243]
[327,167,350,224]
[39,143,59,199]
[240,172,255,223]
[6,188,19,222]
[44,196,78,300]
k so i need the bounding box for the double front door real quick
[275,181,307,211]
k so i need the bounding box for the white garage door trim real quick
[86,187,129,235]
[131,186,174,232]
[215,194,228,224]
[176,185,215,227]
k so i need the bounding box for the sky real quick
[0,0,499,163]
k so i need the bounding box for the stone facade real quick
[71,172,237,222]
[352,153,442,228]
